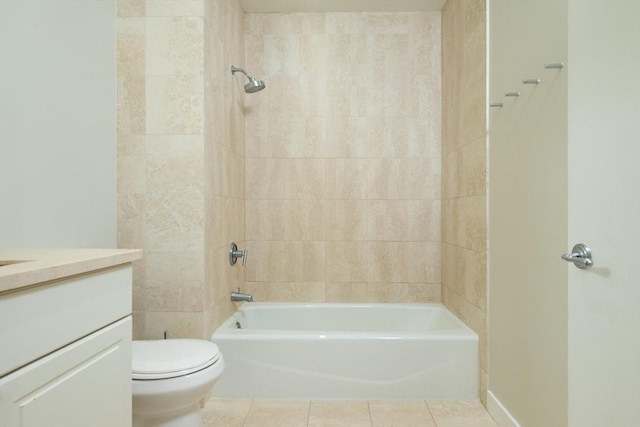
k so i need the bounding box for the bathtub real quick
[210,303,478,400]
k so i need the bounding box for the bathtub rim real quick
[212,302,478,341]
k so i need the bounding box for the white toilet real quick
[132,339,225,427]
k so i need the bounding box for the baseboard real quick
[487,390,521,427]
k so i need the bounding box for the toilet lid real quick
[132,339,221,380]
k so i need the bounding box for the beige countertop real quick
[0,248,143,294]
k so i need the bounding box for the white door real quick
[566,2,640,426]
[489,1,640,426]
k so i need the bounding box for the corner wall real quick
[441,0,488,404]
[117,0,246,340]
[204,0,246,337]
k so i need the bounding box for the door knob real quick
[561,243,593,269]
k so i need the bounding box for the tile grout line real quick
[424,400,440,427]
[367,400,373,427]
[241,399,254,427]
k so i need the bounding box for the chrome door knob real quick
[561,243,593,269]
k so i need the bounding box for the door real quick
[566,2,640,426]
[489,1,640,426]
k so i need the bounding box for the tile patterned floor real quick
[202,398,498,427]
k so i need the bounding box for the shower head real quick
[231,65,266,93]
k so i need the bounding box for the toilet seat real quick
[132,339,221,380]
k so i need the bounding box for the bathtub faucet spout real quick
[231,288,253,302]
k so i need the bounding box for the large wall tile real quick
[118,18,145,78]
[146,74,204,134]
[366,200,440,242]
[145,311,203,339]
[366,282,441,303]
[245,241,285,282]
[118,193,146,249]
[244,281,326,302]
[146,135,204,193]
[245,12,442,303]
[284,241,326,283]
[117,77,146,135]
[442,0,487,403]
[284,199,325,241]
[145,0,204,17]
[325,159,367,200]
[245,158,285,199]
[325,200,368,241]
[146,17,204,75]
[144,251,204,288]
[145,191,204,235]
[325,241,369,283]
[145,285,204,311]
[118,0,245,339]
[284,159,326,200]
[325,282,368,302]
[324,116,370,158]
[366,158,441,200]
[245,199,285,241]
[118,0,144,18]
[368,242,440,283]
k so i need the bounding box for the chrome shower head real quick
[244,77,266,93]
[231,65,266,93]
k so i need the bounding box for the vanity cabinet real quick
[0,317,131,427]
[0,250,140,427]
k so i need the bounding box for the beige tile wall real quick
[118,5,488,383]
[441,0,488,404]
[117,0,148,340]
[243,12,442,303]
[204,0,247,337]
[117,0,246,339]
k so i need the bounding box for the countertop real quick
[0,248,143,294]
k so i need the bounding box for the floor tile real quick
[308,400,372,427]
[427,400,498,427]
[204,398,498,427]
[368,400,437,427]
[202,397,252,427]
[243,400,310,427]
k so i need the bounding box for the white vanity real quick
[0,249,142,427]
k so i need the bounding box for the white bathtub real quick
[211,303,478,400]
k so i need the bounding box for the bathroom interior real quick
[0,0,638,426]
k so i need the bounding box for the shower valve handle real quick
[229,242,248,266]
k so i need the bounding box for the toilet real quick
[132,339,225,427]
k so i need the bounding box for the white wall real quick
[488,1,568,425]
[0,0,117,249]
